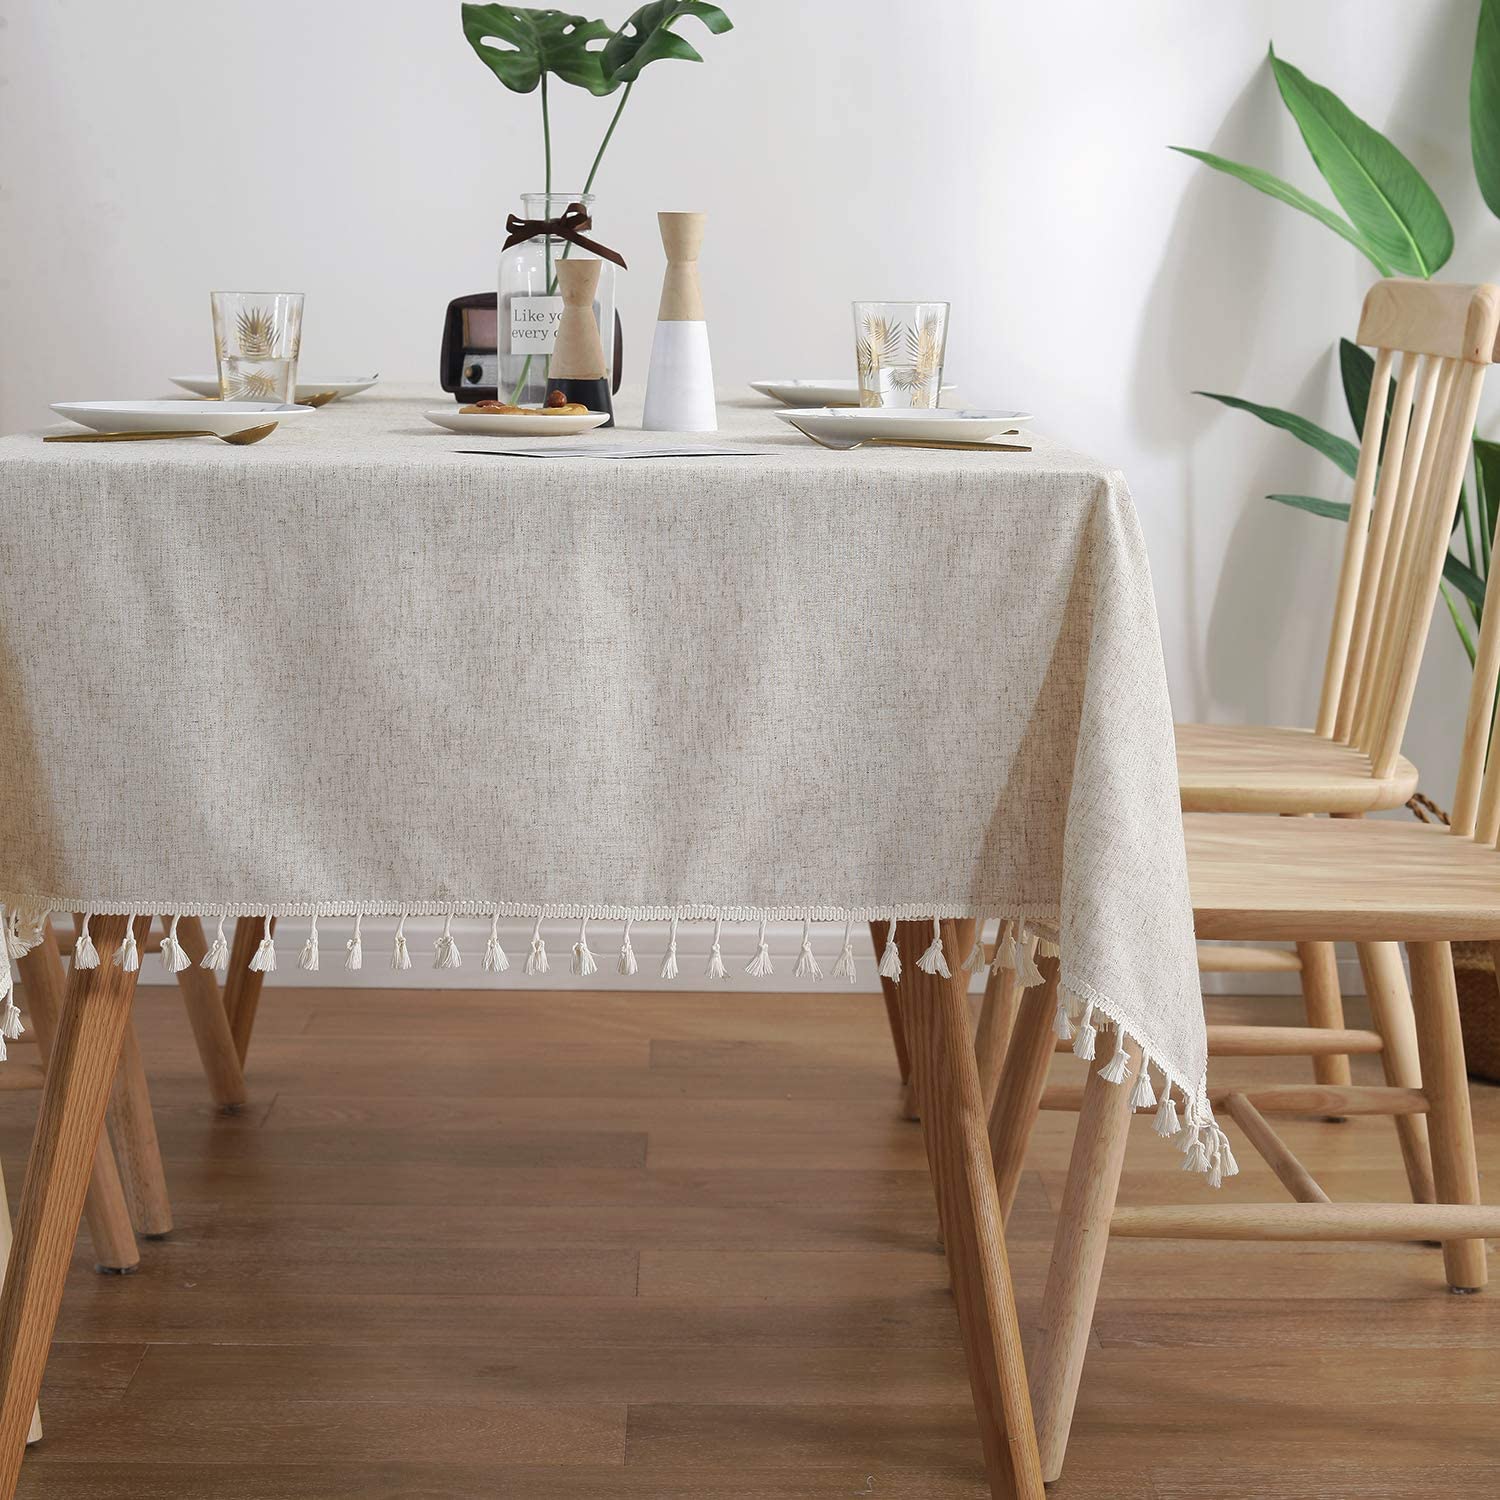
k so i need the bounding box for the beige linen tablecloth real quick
[0,389,1213,1157]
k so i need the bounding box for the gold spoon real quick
[44,422,278,445]
[297,391,340,408]
[795,429,1030,453]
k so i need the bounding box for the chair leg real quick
[15,926,138,1274]
[223,916,273,1067]
[0,914,142,1493]
[1407,941,1486,1292]
[1029,1037,1137,1483]
[1356,941,1435,1205]
[894,919,1043,1500]
[869,921,912,1088]
[974,962,1019,1119]
[0,1156,41,1447]
[169,915,247,1111]
[1295,941,1352,1088]
[988,958,1060,1222]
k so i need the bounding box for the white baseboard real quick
[128,919,1368,998]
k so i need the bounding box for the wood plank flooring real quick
[0,982,1496,1497]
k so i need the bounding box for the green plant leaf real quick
[1269,48,1452,277]
[602,1,732,85]
[1198,392,1360,477]
[1442,584,1479,666]
[1472,0,1500,217]
[462,5,615,95]
[1169,147,1391,274]
[1445,550,1488,614]
[1266,493,1351,522]
[1473,437,1500,556]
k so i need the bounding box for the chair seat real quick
[1187,812,1500,942]
[1176,722,1419,814]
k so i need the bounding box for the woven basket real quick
[1406,795,1500,1082]
[1454,940,1500,1083]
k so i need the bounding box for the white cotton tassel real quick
[1130,1053,1157,1112]
[300,915,321,972]
[794,918,822,980]
[1153,1089,1181,1139]
[915,916,950,978]
[745,918,773,978]
[434,912,461,970]
[1052,987,1074,1042]
[345,912,364,971]
[160,915,191,975]
[73,913,100,971]
[1098,1029,1132,1086]
[877,919,902,982]
[0,975,22,1042]
[113,918,140,973]
[391,912,411,972]
[1071,1001,1098,1061]
[1015,932,1044,989]
[659,916,680,980]
[5,913,29,962]
[962,920,988,976]
[572,917,597,978]
[1037,936,1061,960]
[1180,1119,1210,1174]
[202,914,229,972]
[483,911,508,974]
[248,915,276,973]
[993,921,1017,972]
[706,916,727,980]
[1217,1126,1239,1179]
[617,918,638,976]
[525,914,548,976]
[831,918,857,983]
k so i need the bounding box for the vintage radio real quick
[439,293,623,403]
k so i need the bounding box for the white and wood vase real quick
[642,212,716,432]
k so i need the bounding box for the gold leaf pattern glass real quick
[853,300,949,408]
[211,292,304,403]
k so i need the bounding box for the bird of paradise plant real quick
[1178,20,1500,667]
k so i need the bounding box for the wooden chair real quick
[994,282,1500,1482]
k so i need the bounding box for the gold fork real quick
[44,423,279,445]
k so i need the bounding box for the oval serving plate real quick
[423,408,611,438]
[772,406,1032,444]
[170,374,380,402]
[51,400,314,436]
[750,378,956,408]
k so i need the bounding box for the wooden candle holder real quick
[547,258,613,425]
[642,212,716,432]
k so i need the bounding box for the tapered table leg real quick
[974,962,1019,1119]
[1028,1037,1138,1481]
[0,914,142,1494]
[106,1012,171,1238]
[223,916,273,1067]
[988,957,1060,1221]
[15,925,137,1273]
[169,914,247,1111]
[869,920,912,1088]
[895,919,1043,1500]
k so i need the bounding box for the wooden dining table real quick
[0,387,1207,1499]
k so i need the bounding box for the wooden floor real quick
[0,980,1497,1498]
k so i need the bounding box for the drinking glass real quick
[852,300,949,408]
[212,291,304,402]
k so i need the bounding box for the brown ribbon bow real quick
[501,202,627,268]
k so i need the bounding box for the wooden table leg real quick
[1356,940,1435,1205]
[169,914,247,1111]
[0,1158,41,1446]
[1407,941,1486,1291]
[1028,1036,1137,1482]
[15,925,137,1274]
[988,957,1060,1221]
[106,1011,172,1239]
[869,920,912,1090]
[895,918,1043,1500]
[974,962,1020,1121]
[0,913,142,1493]
[223,915,273,1067]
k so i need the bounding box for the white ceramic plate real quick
[423,407,612,437]
[750,378,956,407]
[51,400,314,436]
[773,406,1032,444]
[170,374,380,401]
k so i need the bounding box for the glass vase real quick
[498,191,616,407]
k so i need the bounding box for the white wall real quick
[1,0,1493,845]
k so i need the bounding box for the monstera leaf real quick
[462,5,616,95]
[602,1,732,86]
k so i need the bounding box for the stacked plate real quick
[773,407,1032,445]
